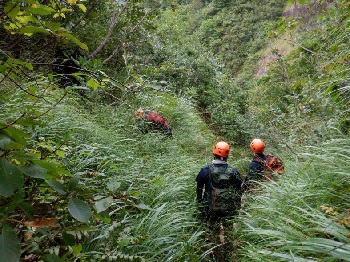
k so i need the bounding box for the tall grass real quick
[35,91,222,261]
[236,137,350,261]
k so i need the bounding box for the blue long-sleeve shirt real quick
[246,153,266,181]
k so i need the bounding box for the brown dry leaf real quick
[320,205,339,216]
[24,218,57,229]
[337,217,350,226]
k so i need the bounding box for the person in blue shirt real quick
[196,141,243,220]
[246,138,266,181]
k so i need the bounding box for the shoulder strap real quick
[253,156,265,165]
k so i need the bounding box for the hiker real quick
[196,141,244,221]
[246,138,284,182]
[133,108,172,136]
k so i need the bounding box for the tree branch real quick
[102,12,149,64]
[88,1,130,60]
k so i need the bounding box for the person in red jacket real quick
[133,108,172,136]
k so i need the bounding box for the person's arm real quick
[196,167,208,203]
[196,182,204,203]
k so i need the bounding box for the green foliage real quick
[0,225,20,262]
[2,0,88,50]
[0,0,132,260]
[248,0,350,144]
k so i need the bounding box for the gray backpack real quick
[208,165,242,216]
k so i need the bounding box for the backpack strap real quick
[253,156,265,166]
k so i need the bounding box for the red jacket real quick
[145,110,169,127]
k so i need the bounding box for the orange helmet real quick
[213,141,230,158]
[250,138,265,154]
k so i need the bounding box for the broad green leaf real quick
[16,15,38,25]
[0,64,9,74]
[95,196,113,213]
[0,128,27,150]
[19,26,49,35]
[61,8,73,13]
[72,244,82,255]
[58,31,88,51]
[87,78,99,90]
[68,198,91,223]
[77,4,87,13]
[67,176,80,190]
[95,212,111,223]
[42,253,61,262]
[133,203,152,210]
[62,231,75,246]
[44,21,61,31]
[16,117,41,126]
[32,160,70,178]
[4,22,22,31]
[0,159,24,197]
[18,164,47,179]
[129,190,141,197]
[46,179,66,194]
[18,202,36,220]
[0,225,20,262]
[107,181,121,193]
[0,135,12,150]
[1,191,24,216]
[4,3,20,19]
[24,5,55,15]
[6,58,33,70]
[56,150,65,158]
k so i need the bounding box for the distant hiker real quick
[133,108,172,136]
[196,141,244,221]
[246,138,284,182]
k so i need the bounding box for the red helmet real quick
[250,139,265,154]
[213,141,230,158]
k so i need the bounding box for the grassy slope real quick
[47,91,230,260]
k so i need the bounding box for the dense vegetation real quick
[0,0,349,261]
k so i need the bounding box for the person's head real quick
[133,108,145,118]
[213,141,230,161]
[250,138,265,154]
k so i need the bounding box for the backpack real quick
[208,165,242,216]
[254,154,284,181]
